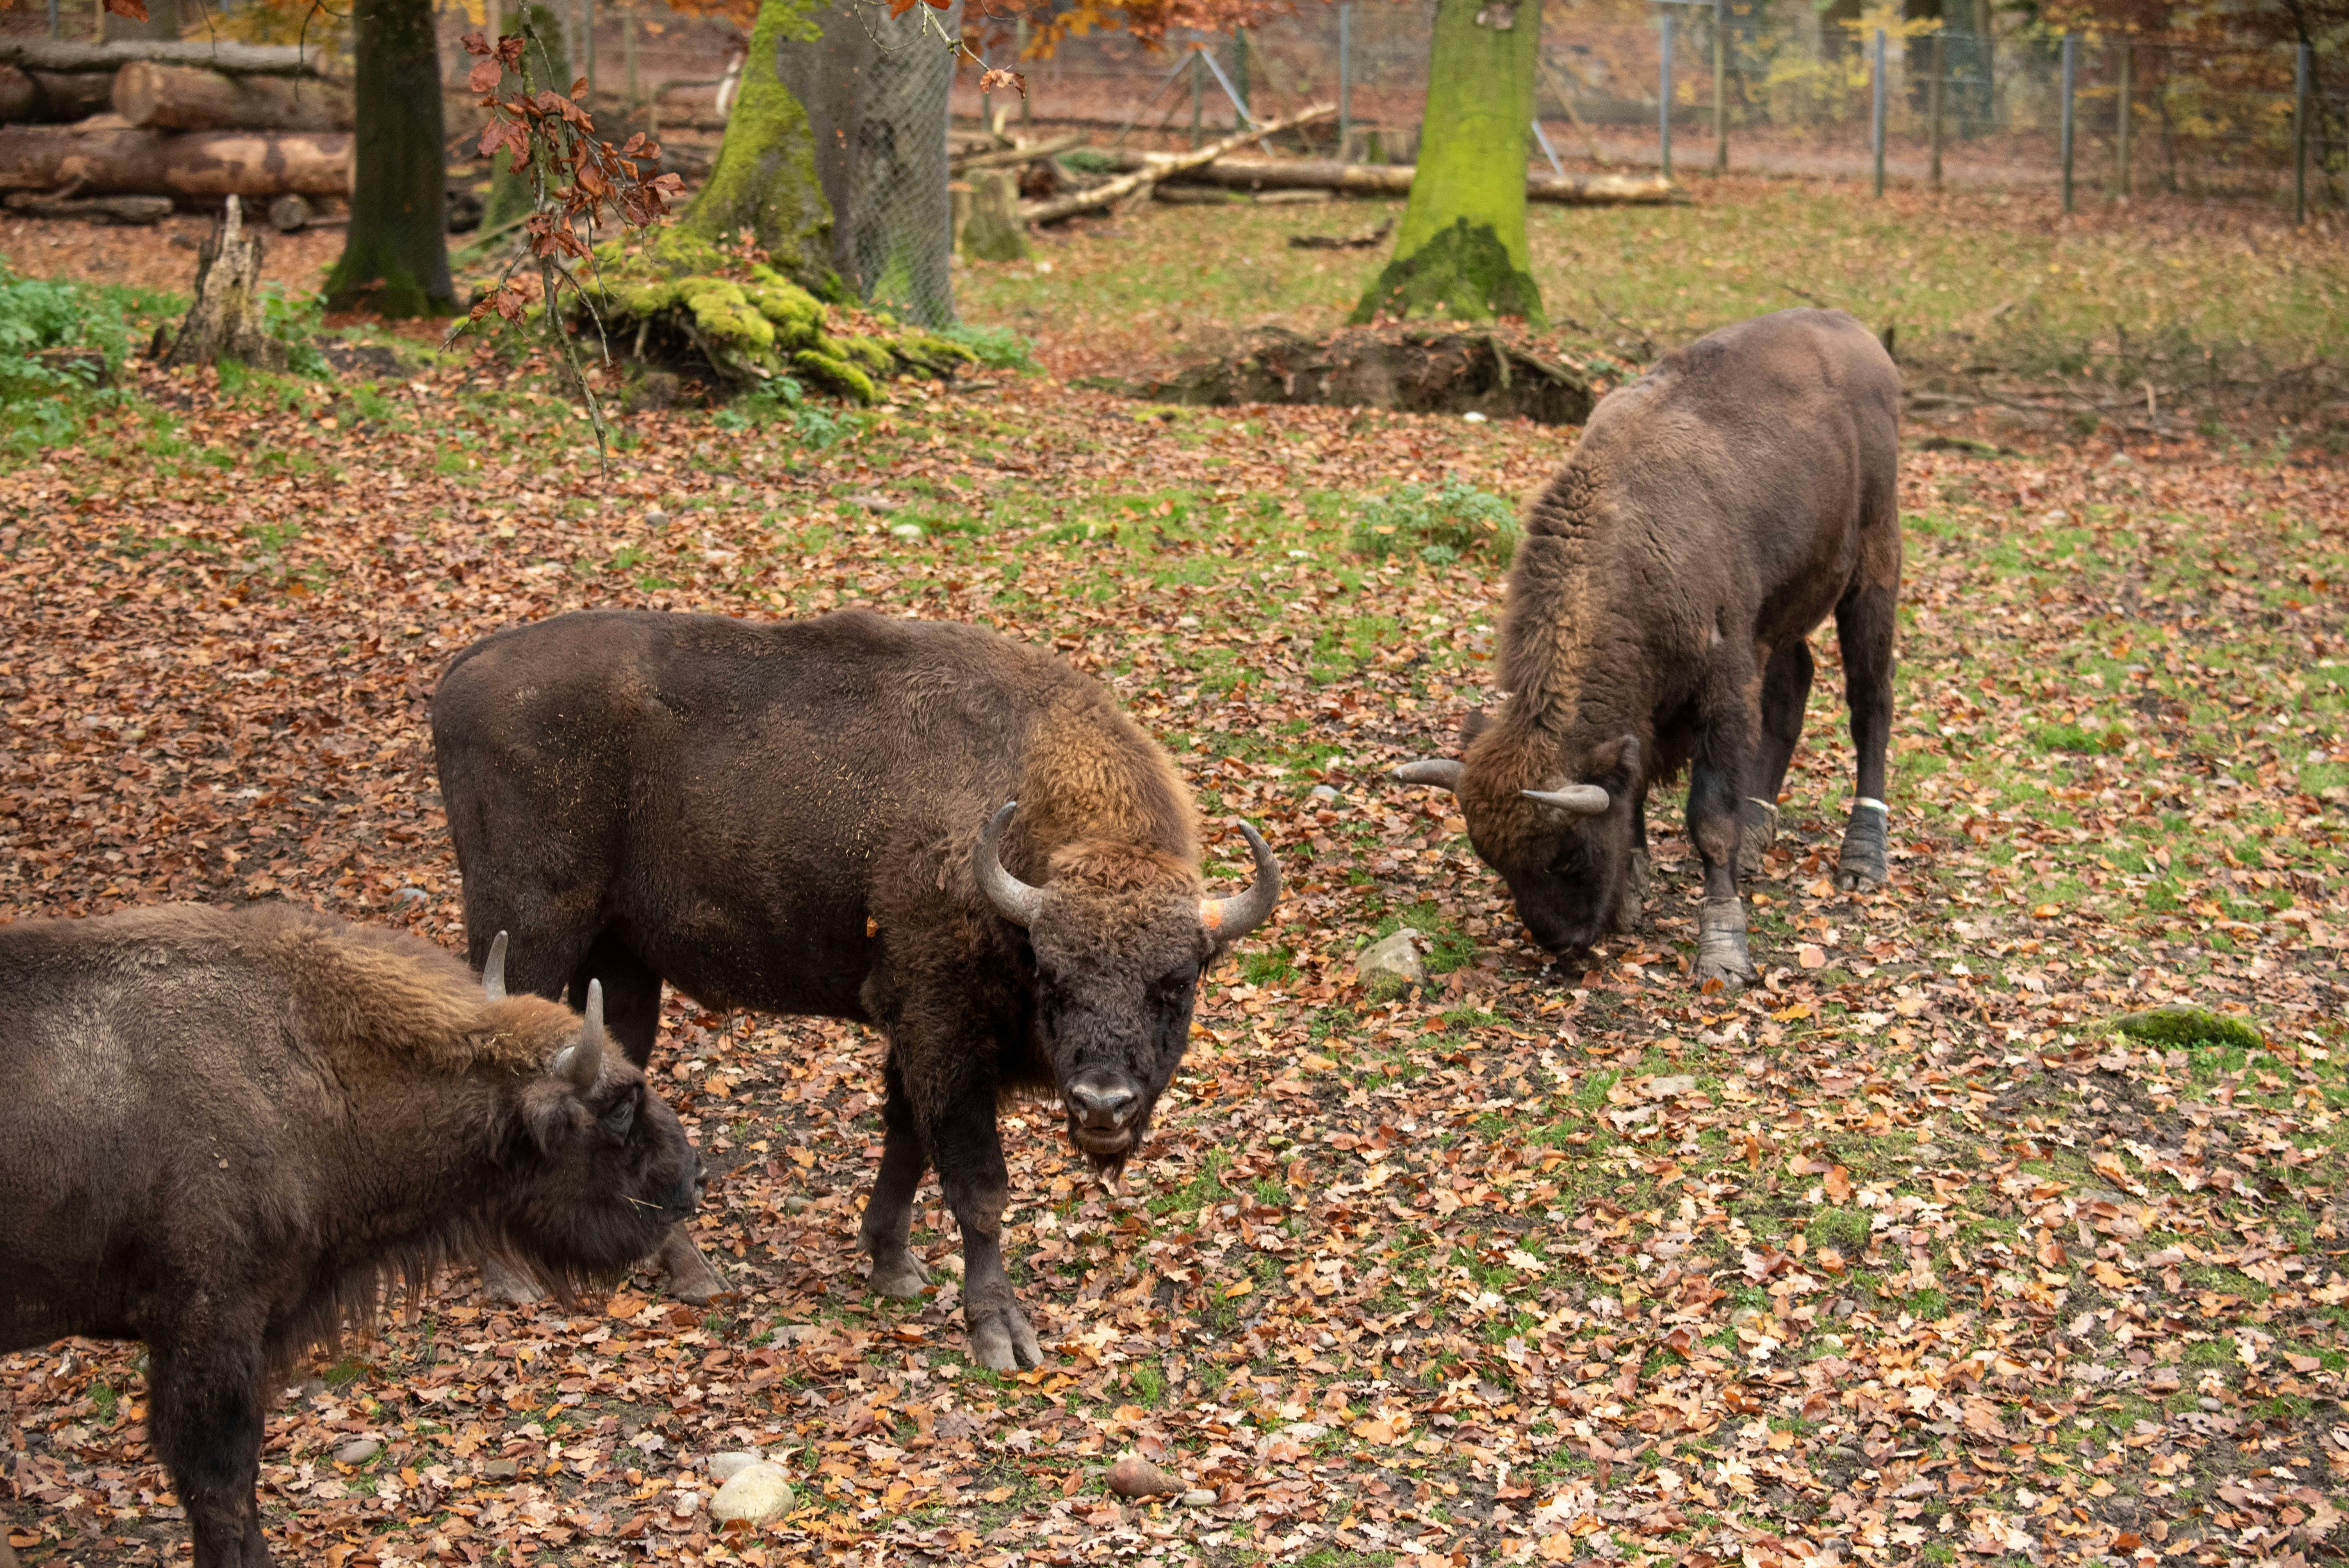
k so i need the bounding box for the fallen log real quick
[114,62,354,131]
[0,40,331,78]
[0,124,351,197]
[1144,156,1675,205]
[1136,323,1595,424]
[952,131,1081,173]
[0,66,116,125]
[3,189,174,223]
[1020,103,1335,226]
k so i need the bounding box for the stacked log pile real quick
[0,39,351,205]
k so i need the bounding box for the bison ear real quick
[1585,732,1642,782]
[1460,710,1493,745]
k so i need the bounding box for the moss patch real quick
[1350,217,1543,326]
[2107,1005,2266,1052]
[569,228,971,403]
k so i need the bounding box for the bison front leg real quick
[929,1098,1042,1372]
[148,1332,271,1567]
[858,1059,932,1299]
[1834,574,1899,892]
[1689,665,1762,987]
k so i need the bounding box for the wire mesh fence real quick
[943,2,2344,216]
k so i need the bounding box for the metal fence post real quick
[1713,0,1727,173]
[1929,32,1944,190]
[1233,27,1250,124]
[2294,42,2311,224]
[1191,51,1203,148]
[1871,28,1886,197]
[583,0,596,100]
[2116,41,2132,198]
[45,0,58,38]
[1338,3,1353,161]
[2059,32,2076,214]
[1660,11,1674,182]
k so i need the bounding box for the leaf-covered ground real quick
[3,198,2347,1568]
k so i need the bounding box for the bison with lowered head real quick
[433,608,1279,1369]
[1393,309,1901,985]
[0,902,698,1568]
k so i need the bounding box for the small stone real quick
[1181,1488,1219,1507]
[2199,1397,2222,1411]
[481,1458,520,1481]
[783,1194,812,1215]
[1914,1144,1944,1162]
[1107,1455,1182,1498]
[1309,784,1338,802]
[1463,410,1488,423]
[643,508,670,527]
[1645,1074,1698,1099]
[707,1450,762,1482]
[333,1438,381,1466]
[708,1461,797,1523]
[889,522,925,540]
[392,887,428,906]
[1355,929,1426,985]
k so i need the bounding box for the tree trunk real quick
[325,0,453,316]
[835,0,960,326]
[161,195,289,369]
[0,124,351,195]
[1351,0,1544,324]
[685,0,831,282]
[476,1,567,241]
[113,62,354,131]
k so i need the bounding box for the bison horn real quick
[556,979,606,1090]
[1202,821,1282,941]
[1390,759,1465,792]
[483,931,509,1002]
[1521,785,1611,816]
[975,801,1047,928]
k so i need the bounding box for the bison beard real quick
[1393,308,1902,985]
[433,608,1280,1369]
[0,903,699,1568]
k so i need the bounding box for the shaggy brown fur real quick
[432,608,1278,1371]
[0,902,699,1568]
[1399,309,1902,984]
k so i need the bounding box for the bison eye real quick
[600,1088,638,1142]
[1158,962,1199,992]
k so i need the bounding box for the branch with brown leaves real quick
[446,29,686,468]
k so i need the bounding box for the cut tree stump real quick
[160,195,288,371]
[114,62,354,132]
[959,169,1028,262]
[1137,323,1594,424]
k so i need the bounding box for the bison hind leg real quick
[858,1057,933,1299]
[146,1333,271,1567]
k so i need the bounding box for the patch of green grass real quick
[2108,1005,2264,1053]
[1348,478,1519,566]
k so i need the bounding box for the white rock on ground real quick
[1354,928,1425,985]
[707,1450,762,1483]
[708,1461,796,1523]
[333,1438,381,1465]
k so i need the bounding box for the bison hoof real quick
[969,1304,1043,1371]
[1737,799,1780,879]
[479,1255,547,1305]
[1694,896,1756,988]
[867,1250,931,1299]
[1611,850,1651,933]
[661,1231,726,1306]
[1836,804,1889,891]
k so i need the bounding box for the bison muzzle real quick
[0,903,698,1568]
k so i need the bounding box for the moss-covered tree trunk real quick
[683,0,831,283]
[1351,0,1544,324]
[476,2,570,242]
[324,0,456,316]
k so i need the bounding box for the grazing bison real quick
[432,608,1280,1369]
[1392,308,1901,985]
[0,903,699,1568]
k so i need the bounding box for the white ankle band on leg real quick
[1854,798,1889,814]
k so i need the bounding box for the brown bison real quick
[0,902,699,1568]
[1393,308,1901,985]
[432,608,1280,1369]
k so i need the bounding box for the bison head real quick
[490,963,702,1294]
[976,802,1279,1172]
[1394,728,1641,958]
